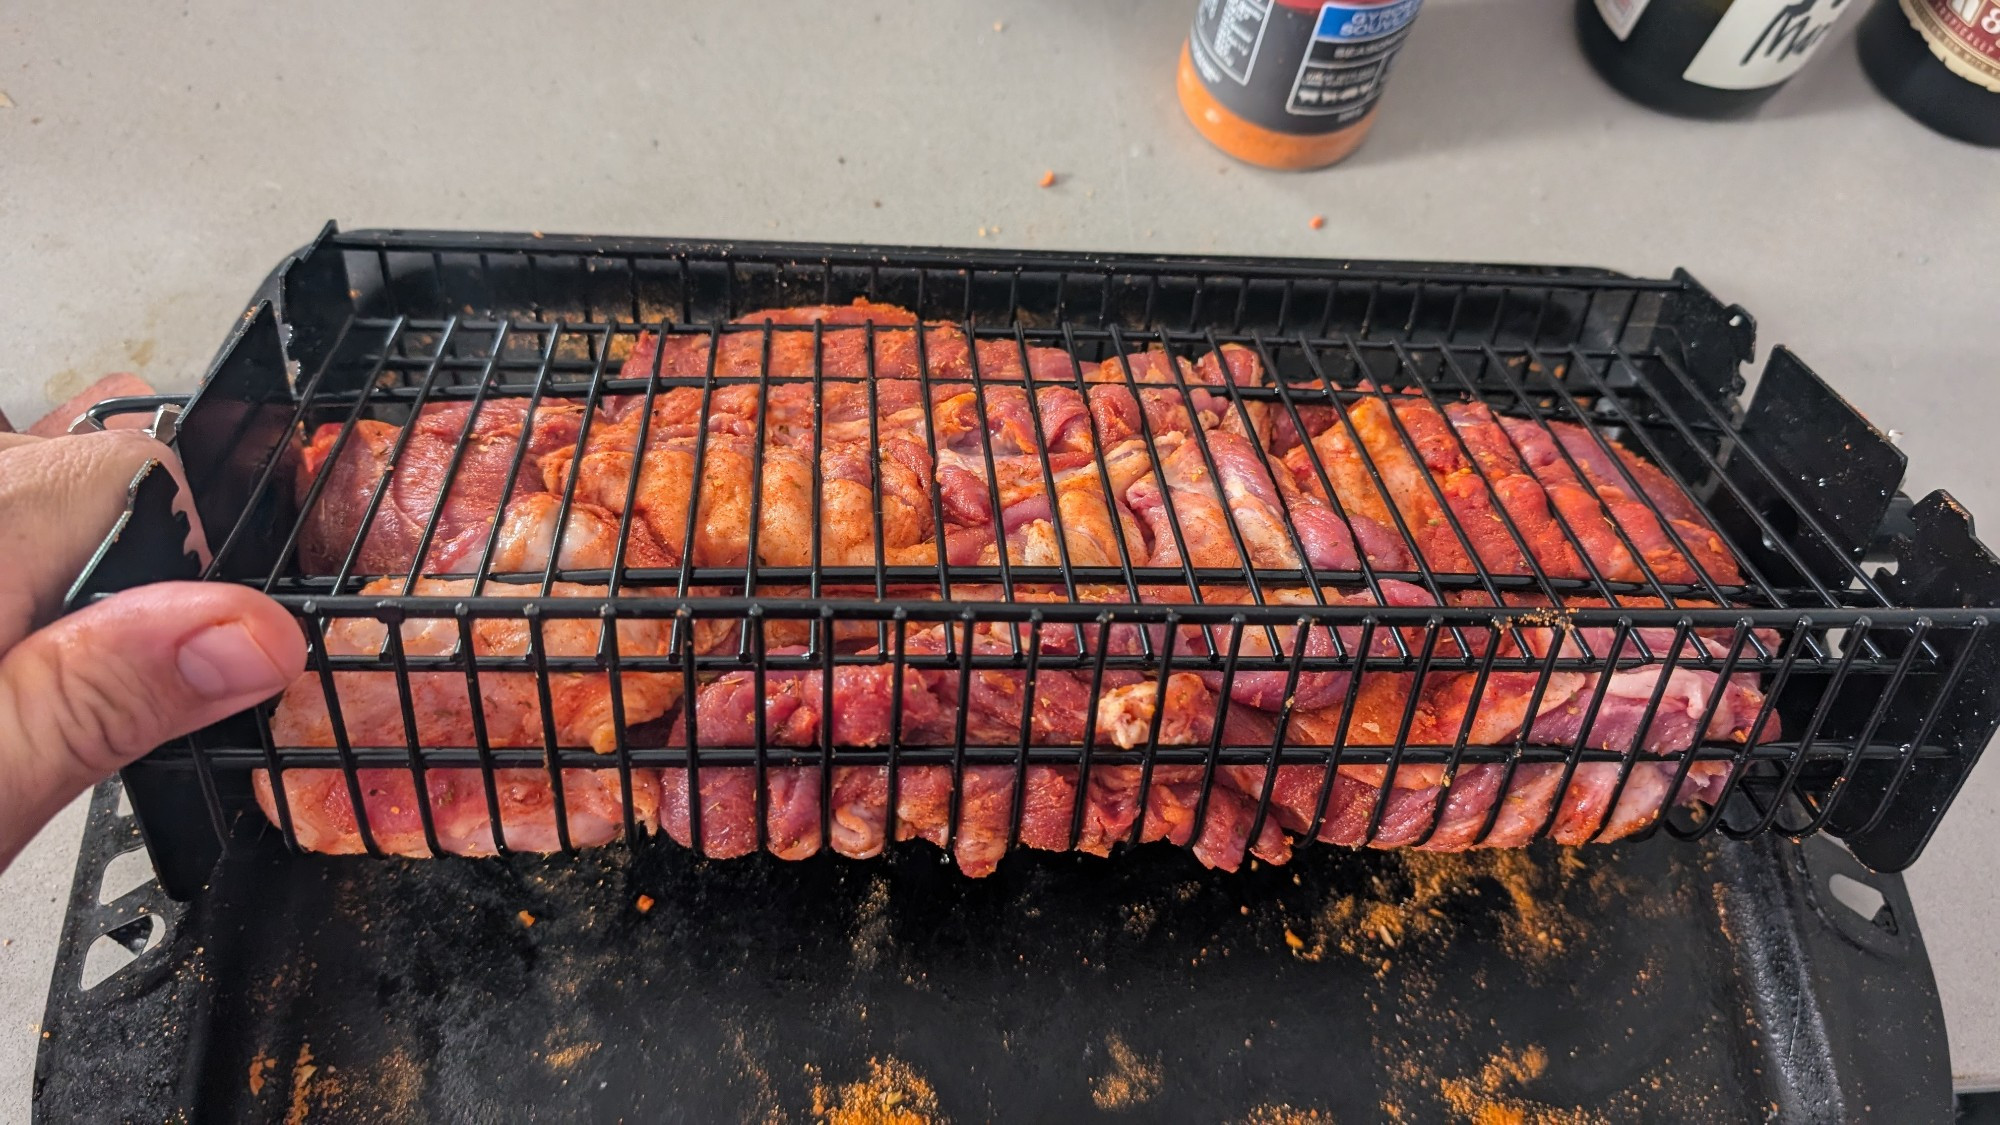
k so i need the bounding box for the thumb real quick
[0,581,306,867]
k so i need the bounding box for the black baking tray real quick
[35,774,1948,1122]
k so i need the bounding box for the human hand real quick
[0,426,305,871]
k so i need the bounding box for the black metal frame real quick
[71,223,2000,898]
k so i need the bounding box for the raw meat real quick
[269,299,1778,871]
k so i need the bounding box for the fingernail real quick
[177,623,290,701]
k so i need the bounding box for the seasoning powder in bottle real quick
[1178,0,1426,169]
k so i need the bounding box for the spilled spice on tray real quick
[1089,1033,1163,1110]
[1349,846,1681,1122]
[286,1043,318,1125]
[1285,850,1582,972]
[810,1056,943,1125]
[1437,1045,1602,1125]
[850,876,893,970]
[365,1046,423,1121]
[723,1024,788,1125]
[544,1041,601,1070]
[1236,1105,1336,1125]
[1121,900,1159,938]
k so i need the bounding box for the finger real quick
[24,374,158,439]
[0,429,195,650]
[0,581,305,867]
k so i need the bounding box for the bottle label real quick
[1900,0,2000,92]
[1189,0,1424,134]
[1594,0,1656,41]
[1681,0,1858,90]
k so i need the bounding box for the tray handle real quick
[67,394,191,443]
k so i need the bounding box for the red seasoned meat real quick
[256,574,679,857]
[658,626,1115,876]
[272,301,1773,872]
[262,492,685,857]
[1543,421,1743,587]
[1183,581,1436,715]
[1125,430,1243,574]
[1440,402,1588,579]
[1498,415,1726,587]
[1386,396,1532,575]
[1204,428,1361,571]
[1281,429,1416,573]
[297,400,585,575]
[254,765,658,858]
[1339,394,1477,573]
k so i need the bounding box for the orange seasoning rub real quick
[1179,0,1425,169]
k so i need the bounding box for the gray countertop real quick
[3,0,1996,1111]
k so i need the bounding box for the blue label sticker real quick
[1315,0,1423,42]
[1288,0,1424,119]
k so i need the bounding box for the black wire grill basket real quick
[73,224,2000,899]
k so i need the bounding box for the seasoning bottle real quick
[1577,0,1860,118]
[1857,0,2000,146]
[1178,0,1426,170]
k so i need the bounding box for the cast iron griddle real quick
[35,780,1945,1122]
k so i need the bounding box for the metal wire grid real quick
[134,242,1988,868]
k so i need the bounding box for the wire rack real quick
[73,225,2000,898]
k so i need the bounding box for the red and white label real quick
[1903,0,2000,92]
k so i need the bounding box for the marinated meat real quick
[269,300,1776,870]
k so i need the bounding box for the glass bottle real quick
[1857,0,2000,145]
[1577,0,1860,117]
[1179,0,1426,169]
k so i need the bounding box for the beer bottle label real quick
[1188,0,1424,135]
[1900,0,2000,92]
[1681,0,1859,90]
